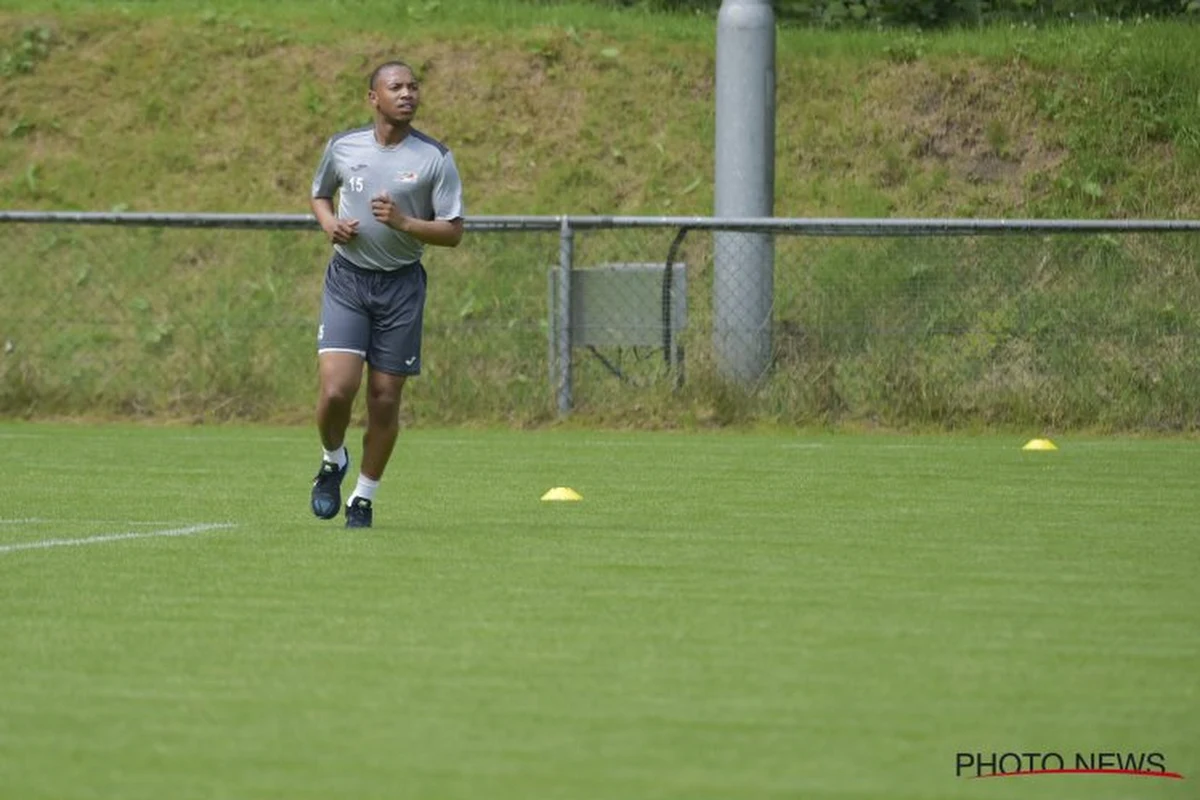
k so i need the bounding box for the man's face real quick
[370,65,420,124]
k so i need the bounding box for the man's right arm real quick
[310,140,358,244]
[312,196,358,244]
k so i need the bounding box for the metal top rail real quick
[3,210,1200,236]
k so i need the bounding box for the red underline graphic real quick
[972,769,1184,780]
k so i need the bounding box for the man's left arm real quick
[393,215,464,247]
[371,150,465,247]
[370,194,462,246]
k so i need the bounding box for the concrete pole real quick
[714,0,775,385]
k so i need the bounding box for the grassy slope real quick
[1,2,1199,428]
[4,1,1199,217]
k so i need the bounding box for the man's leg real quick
[317,351,365,452]
[361,366,407,481]
[311,351,364,519]
[346,262,424,528]
[344,367,406,528]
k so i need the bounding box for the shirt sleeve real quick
[311,139,341,199]
[432,151,464,221]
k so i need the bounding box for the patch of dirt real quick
[864,60,1067,208]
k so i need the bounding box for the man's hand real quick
[371,191,408,231]
[311,197,359,244]
[368,191,463,247]
[323,217,359,244]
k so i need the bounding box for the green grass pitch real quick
[0,422,1196,799]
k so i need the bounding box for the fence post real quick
[556,216,574,416]
[714,0,776,386]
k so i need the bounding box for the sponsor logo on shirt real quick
[395,171,419,183]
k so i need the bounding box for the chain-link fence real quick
[3,212,1199,430]
[558,216,1200,430]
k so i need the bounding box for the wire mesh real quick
[565,225,1200,429]
[0,223,560,423]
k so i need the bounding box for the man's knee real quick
[366,373,406,413]
[318,353,364,407]
[320,375,359,406]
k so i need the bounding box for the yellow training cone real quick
[1022,438,1058,451]
[541,487,583,502]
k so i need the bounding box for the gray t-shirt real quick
[311,125,464,271]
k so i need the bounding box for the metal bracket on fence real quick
[663,227,690,387]
[556,217,574,417]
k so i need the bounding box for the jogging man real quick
[309,60,465,528]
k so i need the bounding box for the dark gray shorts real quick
[317,252,427,375]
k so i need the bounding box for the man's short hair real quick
[369,61,415,91]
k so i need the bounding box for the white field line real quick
[0,431,301,443]
[0,519,184,526]
[0,522,235,554]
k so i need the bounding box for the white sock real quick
[349,474,379,505]
[322,445,348,469]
